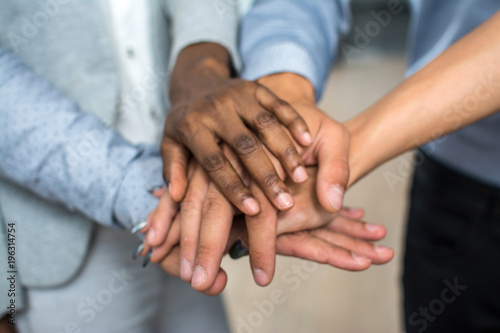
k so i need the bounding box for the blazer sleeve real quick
[0,47,163,230]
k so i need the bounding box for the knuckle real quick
[281,146,302,169]
[233,134,259,156]
[201,152,226,173]
[273,99,291,113]
[254,111,278,130]
[196,243,217,261]
[202,195,227,217]
[290,114,305,126]
[225,180,247,199]
[282,146,298,158]
[261,173,281,190]
[180,191,204,210]
[177,113,200,140]
[204,94,224,112]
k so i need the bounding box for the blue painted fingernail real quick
[229,240,249,259]
[142,249,152,267]
[133,243,144,260]
[130,219,148,234]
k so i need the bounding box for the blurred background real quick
[222,1,413,332]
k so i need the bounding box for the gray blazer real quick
[0,0,239,316]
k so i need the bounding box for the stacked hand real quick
[134,43,393,294]
[141,168,393,296]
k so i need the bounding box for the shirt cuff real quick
[241,40,327,100]
[113,146,164,230]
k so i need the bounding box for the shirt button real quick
[127,48,135,58]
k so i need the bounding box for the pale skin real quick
[145,11,500,293]
[146,43,353,287]
[346,11,500,185]
[144,75,392,292]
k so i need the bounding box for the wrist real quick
[345,116,375,186]
[257,73,315,104]
[170,43,232,105]
[345,105,403,186]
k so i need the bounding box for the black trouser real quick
[404,153,500,333]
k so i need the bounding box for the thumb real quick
[315,127,350,213]
[161,137,190,202]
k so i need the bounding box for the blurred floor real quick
[222,53,413,333]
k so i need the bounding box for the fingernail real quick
[375,245,393,254]
[146,228,156,245]
[168,183,173,196]
[142,249,152,267]
[191,266,207,287]
[180,259,193,281]
[302,132,313,144]
[253,268,269,286]
[132,243,144,260]
[293,166,308,183]
[130,219,148,234]
[242,198,260,215]
[276,192,294,210]
[229,240,249,259]
[327,185,344,211]
[351,252,371,264]
[365,223,381,232]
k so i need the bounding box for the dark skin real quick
[149,43,354,288]
[162,43,313,214]
[0,315,16,333]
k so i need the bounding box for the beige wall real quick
[223,55,413,333]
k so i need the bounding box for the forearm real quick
[165,0,240,74]
[0,48,161,229]
[346,11,500,186]
[169,43,231,105]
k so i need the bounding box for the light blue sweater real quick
[408,0,500,187]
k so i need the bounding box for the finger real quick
[223,144,277,284]
[315,125,350,213]
[179,165,210,281]
[255,84,313,146]
[158,246,229,296]
[146,189,179,247]
[191,182,234,291]
[158,246,182,278]
[161,137,190,202]
[339,206,365,220]
[149,186,166,198]
[275,231,372,271]
[187,126,261,216]
[242,109,308,184]
[311,228,394,265]
[245,182,278,286]
[327,216,387,241]
[224,127,294,211]
[150,213,181,263]
[200,268,228,296]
